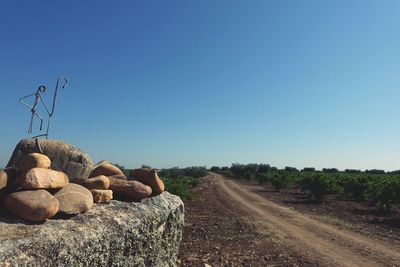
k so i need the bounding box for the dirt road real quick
[209,172,400,266]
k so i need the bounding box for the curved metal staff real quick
[40,76,69,138]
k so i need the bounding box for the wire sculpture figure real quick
[19,76,69,140]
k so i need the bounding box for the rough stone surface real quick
[91,189,113,203]
[17,153,51,174]
[109,177,152,201]
[0,192,184,266]
[19,168,69,190]
[55,183,94,215]
[7,139,93,183]
[3,190,59,222]
[82,175,110,190]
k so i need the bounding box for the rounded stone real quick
[82,175,110,190]
[3,167,18,193]
[108,174,128,181]
[91,189,113,203]
[131,168,165,195]
[3,190,59,222]
[90,163,124,178]
[54,183,93,215]
[109,177,152,201]
[0,171,7,198]
[17,153,51,174]
[19,168,69,190]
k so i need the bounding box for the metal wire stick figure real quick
[19,76,69,139]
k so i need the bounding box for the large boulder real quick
[0,192,184,266]
[7,139,93,183]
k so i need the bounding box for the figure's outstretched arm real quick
[19,93,36,109]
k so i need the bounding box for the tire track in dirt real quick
[213,173,400,267]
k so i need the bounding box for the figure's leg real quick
[35,113,44,131]
[28,111,35,133]
[29,112,44,133]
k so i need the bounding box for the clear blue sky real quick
[1,1,400,171]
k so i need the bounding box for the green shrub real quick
[301,167,315,172]
[256,173,269,184]
[322,168,339,173]
[365,169,385,174]
[210,166,220,172]
[299,173,342,202]
[163,175,199,200]
[285,166,299,173]
[269,172,291,191]
[243,170,255,180]
[340,174,372,201]
[160,166,207,179]
[367,176,400,211]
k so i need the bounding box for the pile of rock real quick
[1,141,166,223]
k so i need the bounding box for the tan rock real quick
[109,177,152,201]
[3,190,59,221]
[108,174,128,180]
[82,175,110,190]
[55,183,93,215]
[89,163,123,178]
[94,160,110,167]
[19,168,69,190]
[3,167,19,193]
[131,168,165,195]
[0,171,7,198]
[17,153,51,174]
[91,189,113,203]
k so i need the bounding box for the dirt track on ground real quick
[205,172,400,267]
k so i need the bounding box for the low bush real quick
[269,172,292,191]
[339,174,372,201]
[256,173,269,184]
[163,175,200,200]
[299,173,342,202]
[367,176,400,211]
[210,166,220,172]
[160,166,207,179]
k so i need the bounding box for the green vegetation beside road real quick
[160,167,208,200]
[113,164,208,200]
[210,163,400,210]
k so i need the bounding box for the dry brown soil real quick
[178,173,400,266]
